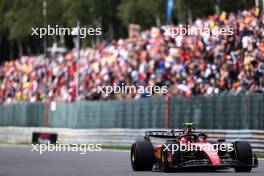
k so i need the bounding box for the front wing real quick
[165,154,258,169]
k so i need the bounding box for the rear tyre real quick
[160,147,169,172]
[234,141,253,172]
[131,140,155,171]
[160,140,181,172]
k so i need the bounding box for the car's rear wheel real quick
[160,140,181,172]
[131,140,155,171]
[160,147,169,171]
[234,141,253,172]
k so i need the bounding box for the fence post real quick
[165,95,171,129]
[44,100,49,127]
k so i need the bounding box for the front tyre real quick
[234,141,253,172]
[131,141,155,171]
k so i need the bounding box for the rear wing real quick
[145,130,184,138]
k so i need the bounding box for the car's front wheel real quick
[233,141,253,172]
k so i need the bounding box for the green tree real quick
[63,0,122,45]
[3,0,42,56]
[118,0,165,28]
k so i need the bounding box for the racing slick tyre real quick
[234,141,253,172]
[160,140,181,172]
[131,140,155,171]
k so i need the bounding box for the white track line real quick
[102,149,130,153]
[0,144,30,148]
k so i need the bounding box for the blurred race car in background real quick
[131,123,258,172]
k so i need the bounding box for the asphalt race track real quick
[0,145,263,176]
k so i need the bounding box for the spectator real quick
[0,8,264,104]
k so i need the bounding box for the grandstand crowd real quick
[0,8,264,104]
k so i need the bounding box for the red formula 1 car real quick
[130,123,258,172]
